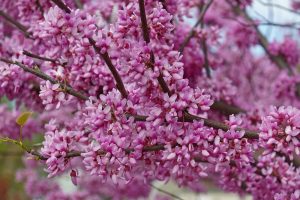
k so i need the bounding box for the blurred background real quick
[0,0,299,199]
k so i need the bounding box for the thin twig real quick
[149,183,185,200]
[178,0,213,54]
[138,0,172,95]
[225,16,300,29]
[201,35,211,78]
[183,112,259,139]
[53,0,128,99]
[257,0,300,16]
[50,0,246,114]
[0,58,88,101]
[89,38,128,99]
[228,2,289,71]
[211,101,246,115]
[0,10,32,38]
[129,112,259,139]
[158,0,167,10]
[23,50,58,63]
[51,0,71,13]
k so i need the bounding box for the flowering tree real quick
[1,0,300,199]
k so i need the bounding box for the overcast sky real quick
[250,0,300,40]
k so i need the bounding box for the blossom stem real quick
[211,101,246,115]
[0,58,88,101]
[23,50,58,63]
[0,58,254,140]
[1,58,253,141]
[149,183,184,200]
[50,0,71,13]
[201,36,211,78]
[0,10,32,38]
[178,0,213,54]
[138,0,173,95]
[89,38,129,99]
[158,0,167,10]
[50,0,244,115]
[52,0,126,98]
[138,0,150,43]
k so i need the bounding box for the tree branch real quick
[23,50,58,63]
[0,58,88,101]
[89,38,129,99]
[51,0,128,99]
[201,35,211,78]
[52,0,128,99]
[0,10,32,38]
[50,0,71,13]
[50,0,246,115]
[211,101,247,115]
[138,0,172,95]
[149,183,184,200]
[158,0,167,10]
[1,57,258,141]
[178,0,213,54]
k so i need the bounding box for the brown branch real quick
[13,134,300,170]
[201,36,211,78]
[89,38,128,99]
[178,0,213,54]
[1,57,245,132]
[51,0,71,14]
[185,112,259,139]
[35,0,44,15]
[0,10,32,38]
[158,0,167,10]
[52,0,128,99]
[0,58,88,101]
[23,50,58,63]
[149,183,184,200]
[129,112,259,139]
[231,5,288,70]
[18,141,298,193]
[138,0,172,95]
[138,0,151,43]
[211,101,246,115]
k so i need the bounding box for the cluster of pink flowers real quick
[1,0,300,199]
[39,81,72,110]
[260,106,300,160]
[269,37,300,67]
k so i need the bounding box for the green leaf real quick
[16,112,33,126]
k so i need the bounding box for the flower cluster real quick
[1,0,300,199]
[39,81,72,110]
[41,119,87,177]
[269,37,300,66]
[260,106,300,159]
